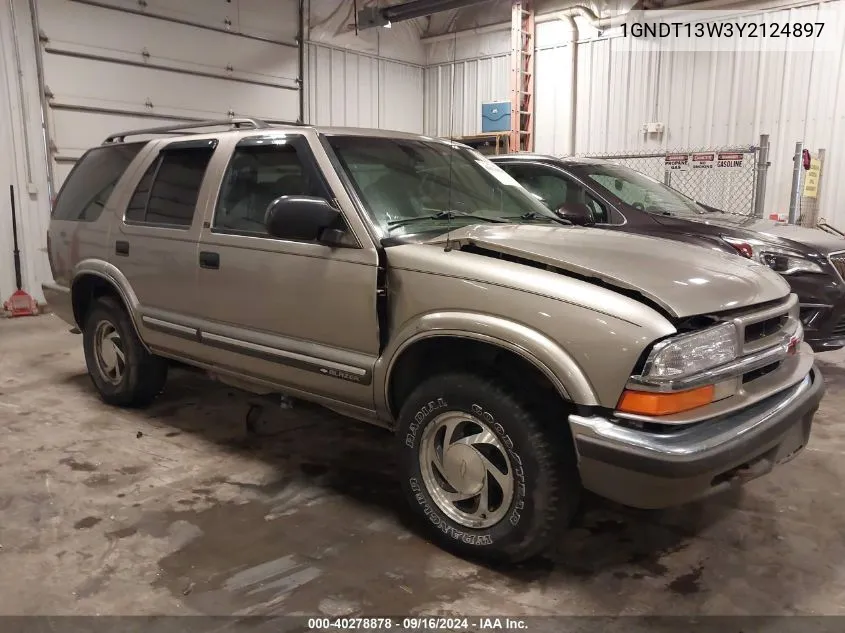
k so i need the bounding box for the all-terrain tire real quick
[82,296,168,407]
[396,371,580,563]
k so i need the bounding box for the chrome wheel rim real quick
[94,320,125,385]
[419,410,515,529]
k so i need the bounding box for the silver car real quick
[43,118,824,563]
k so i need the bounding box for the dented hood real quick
[425,224,790,318]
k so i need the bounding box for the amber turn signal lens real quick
[617,385,715,416]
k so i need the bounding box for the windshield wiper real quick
[387,210,507,230]
[500,212,572,226]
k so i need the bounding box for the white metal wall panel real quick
[306,43,424,133]
[307,0,426,66]
[423,2,845,224]
[380,61,425,133]
[39,0,299,88]
[423,55,509,138]
[76,0,298,41]
[44,54,300,127]
[537,3,845,224]
[38,0,301,187]
[0,0,53,304]
[0,34,19,302]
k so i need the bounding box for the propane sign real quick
[664,153,690,171]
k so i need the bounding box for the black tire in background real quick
[82,296,168,407]
[396,371,580,563]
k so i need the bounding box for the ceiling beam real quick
[357,0,493,29]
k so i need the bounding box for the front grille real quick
[744,315,787,345]
[828,251,845,283]
[716,294,797,385]
[726,294,796,356]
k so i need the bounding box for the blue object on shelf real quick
[481,101,511,133]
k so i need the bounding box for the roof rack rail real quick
[102,117,279,144]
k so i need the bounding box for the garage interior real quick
[3,0,845,621]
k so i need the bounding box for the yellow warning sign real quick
[803,157,821,198]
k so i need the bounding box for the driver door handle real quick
[199,251,219,269]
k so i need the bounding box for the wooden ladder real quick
[509,0,535,153]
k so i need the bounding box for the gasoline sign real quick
[717,152,744,168]
[665,153,690,171]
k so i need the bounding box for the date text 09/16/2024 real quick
[307,617,529,631]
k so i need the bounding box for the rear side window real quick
[52,143,145,222]
[125,141,216,228]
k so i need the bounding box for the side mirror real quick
[555,202,595,226]
[265,195,345,244]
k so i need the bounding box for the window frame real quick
[497,159,627,227]
[210,134,344,242]
[123,138,218,230]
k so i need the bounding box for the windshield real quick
[327,135,561,235]
[579,163,711,218]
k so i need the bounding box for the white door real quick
[35,0,301,188]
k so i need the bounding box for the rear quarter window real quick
[52,142,146,222]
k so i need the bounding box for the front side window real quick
[125,142,215,228]
[53,142,145,222]
[499,163,570,211]
[327,136,561,236]
[500,162,611,224]
[213,140,324,236]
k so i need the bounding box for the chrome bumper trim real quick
[570,372,815,463]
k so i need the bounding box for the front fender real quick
[374,310,600,419]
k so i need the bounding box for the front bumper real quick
[804,304,845,352]
[569,365,825,510]
[789,275,845,352]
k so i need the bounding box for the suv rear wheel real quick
[82,296,168,407]
[396,372,580,563]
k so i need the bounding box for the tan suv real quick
[44,118,824,563]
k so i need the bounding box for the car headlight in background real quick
[722,236,824,275]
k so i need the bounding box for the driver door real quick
[192,133,381,411]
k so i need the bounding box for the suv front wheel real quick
[396,372,580,563]
[82,296,168,407]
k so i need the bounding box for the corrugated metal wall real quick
[1,0,52,306]
[306,43,425,132]
[423,55,510,137]
[423,1,845,226]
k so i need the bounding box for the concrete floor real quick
[2,314,845,617]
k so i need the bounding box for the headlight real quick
[722,237,824,275]
[642,322,738,380]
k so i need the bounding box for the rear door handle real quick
[199,251,220,269]
[115,240,129,256]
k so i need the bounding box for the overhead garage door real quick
[35,0,302,186]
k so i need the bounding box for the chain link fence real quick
[573,144,763,216]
